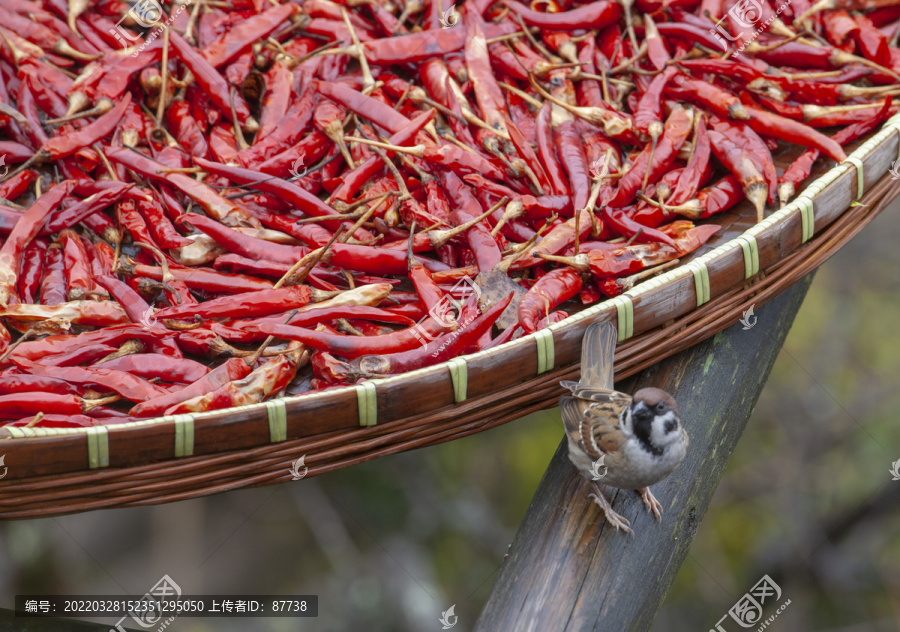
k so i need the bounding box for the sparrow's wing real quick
[560,322,625,401]
[561,395,630,460]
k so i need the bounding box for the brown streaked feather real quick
[561,395,630,459]
[584,398,630,455]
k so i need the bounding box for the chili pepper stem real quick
[804,100,895,118]
[442,134,478,155]
[83,394,122,412]
[96,340,145,364]
[93,143,120,181]
[618,227,641,246]
[341,7,375,92]
[616,258,682,291]
[68,0,89,37]
[748,33,803,53]
[46,99,115,124]
[583,149,614,237]
[325,119,357,168]
[412,93,467,123]
[528,74,634,137]
[637,193,703,218]
[610,41,648,75]
[778,182,795,208]
[429,198,508,248]
[0,151,50,184]
[486,29,535,45]
[344,136,424,157]
[498,82,542,109]
[620,0,639,51]
[339,198,386,243]
[802,0,834,22]
[134,241,175,284]
[0,103,28,129]
[155,25,171,132]
[497,217,555,272]
[230,86,250,150]
[536,252,590,273]
[519,161,545,196]
[0,329,35,362]
[246,310,302,367]
[24,412,45,428]
[491,200,523,237]
[747,183,768,223]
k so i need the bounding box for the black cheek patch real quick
[633,413,663,457]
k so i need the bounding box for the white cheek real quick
[651,411,680,445]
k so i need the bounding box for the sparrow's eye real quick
[656,402,666,412]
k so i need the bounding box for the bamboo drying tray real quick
[2,114,900,519]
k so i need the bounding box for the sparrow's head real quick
[628,388,683,455]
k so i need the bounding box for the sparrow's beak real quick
[632,401,652,422]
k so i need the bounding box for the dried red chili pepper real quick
[105,147,260,228]
[707,117,770,220]
[503,0,622,29]
[156,286,311,321]
[604,105,693,209]
[169,30,258,132]
[38,245,67,307]
[260,317,448,358]
[176,213,309,267]
[17,238,49,304]
[10,358,169,402]
[58,230,92,301]
[165,346,306,415]
[201,3,297,68]
[130,358,252,417]
[352,292,514,376]
[0,393,107,418]
[518,267,583,333]
[96,354,211,384]
[0,182,71,307]
[777,96,893,205]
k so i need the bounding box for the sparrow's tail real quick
[577,322,616,390]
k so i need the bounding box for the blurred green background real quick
[2,198,898,631]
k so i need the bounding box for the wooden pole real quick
[474,275,814,632]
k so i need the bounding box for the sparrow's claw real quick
[588,487,633,535]
[638,487,662,522]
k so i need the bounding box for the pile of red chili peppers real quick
[0,0,897,428]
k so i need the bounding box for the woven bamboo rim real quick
[2,115,900,518]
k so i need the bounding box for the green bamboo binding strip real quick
[795,196,815,243]
[686,261,711,306]
[735,235,760,278]
[534,329,555,374]
[86,427,109,469]
[356,380,379,427]
[843,156,865,200]
[609,295,634,341]
[266,399,288,442]
[171,414,195,457]
[447,357,468,403]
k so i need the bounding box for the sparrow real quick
[560,322,688,535]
